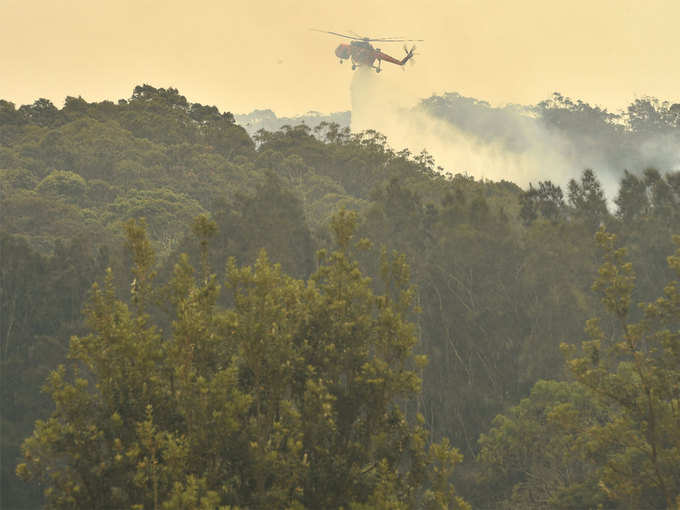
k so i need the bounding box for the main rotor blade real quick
[310,29,423,43]
[368,37,424,42]
[310,29,364,41]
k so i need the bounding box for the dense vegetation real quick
[1,85,679,509]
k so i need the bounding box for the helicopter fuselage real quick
[335,42,376,67]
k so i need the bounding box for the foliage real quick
[477,380,613,510]
[477,231,680,509]
[3,85,680,508]
[1,234,108,508]
[36,170,88,203]
[562,230,680,508]
[17,215,468,509]
[519,180,565,225]
[567,169,609,230]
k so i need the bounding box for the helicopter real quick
[312,29,422,73]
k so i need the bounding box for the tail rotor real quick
[402,44,417,69]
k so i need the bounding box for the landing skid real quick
[349,63,381,73]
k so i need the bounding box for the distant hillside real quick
[236,93,679,197]
[235,108,350,136]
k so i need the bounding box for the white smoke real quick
[350,68,622,195]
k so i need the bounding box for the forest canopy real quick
[1,85,679,509]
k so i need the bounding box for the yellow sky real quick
[2,0,679,116]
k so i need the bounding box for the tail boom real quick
[375,45,415,67]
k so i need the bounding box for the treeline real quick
[421,92,680,181]
[234,108,350,136]
[1,85,679,508]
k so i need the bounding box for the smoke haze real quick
[350,68,680,197]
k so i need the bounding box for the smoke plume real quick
[350,68,680,197]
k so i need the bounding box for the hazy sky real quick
[2,0,679,116]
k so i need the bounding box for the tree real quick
[626,98,680,135]
[562,230,680,509]
[477,380,613,510]
[182,171,315,281]
[18,98,60,127]
[643,168,676,222]
[1,233,108,509]
[17,214,468,509]
[519,181,565,225]
[615,170,649,223]
[519,184,539,226]
[476,230,680,510]
[567,169,609,229]
[36,170,88,204]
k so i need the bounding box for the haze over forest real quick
[3,78,680,508]
[2,1,680,509]
[238,72,680,197]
